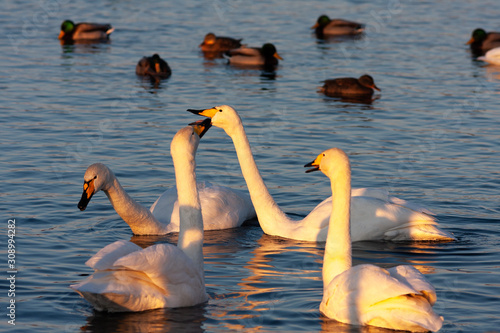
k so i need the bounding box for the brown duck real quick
[320,75,380,97]
[199,33,243,53]
[136,54,171,80]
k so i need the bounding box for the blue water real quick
[1,0,500,332]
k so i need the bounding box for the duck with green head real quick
[312,15,364,38]
[59,20,114,43]
[466,28,500,55]
[226,43,283,70]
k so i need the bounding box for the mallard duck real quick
[199,33,243,53]
[226,43,283,69]
[320,75,380,98]
[58,20,113,42]
[312,15,364,37]
[136,54,172,79]
[466,28,500,55]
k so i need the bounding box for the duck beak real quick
[304,153,324,173]
[191,118,212,138]
[311,22,319,29]
[155,63,161,73]
[274,52,283,60]
[373,84,381,91]
[187,107,218,118]
[77,178,95,211]
[466,37,474,45]
[58,31,65,40]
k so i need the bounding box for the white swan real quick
[70,122,211,312]
[187,105,455,242]
[77,129,255,235]
[478,47,500,65]
[306,148,443,332]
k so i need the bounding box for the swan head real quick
[304,148,350,178]
[187,105,242,136]
[171,118,212,159]
[78,163,115,211]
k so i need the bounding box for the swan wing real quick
[197,183,256,230]
[387,265,437,305]
[321,264,443,331]
[113,243,207,307]
[85,240,142,270]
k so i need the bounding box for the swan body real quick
[71,123,211,312]
[187,105,455,242]
[306,148,443,332]
[478,47,500,65]
[59,20,113,42]
[77,142,255,234]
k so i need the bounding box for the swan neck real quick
[174,150,204,273]
[322,163,352,287]
[229,124,289,234]
[104,177,164,235]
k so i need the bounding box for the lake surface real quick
[1,0,500,332]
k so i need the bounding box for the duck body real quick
[71,123,212,312]
[467,28,500,55]
[321,75,380,98]
[226,43,283,69]
[199,33,243,53]
[306,148,443,332]
[59,20,113,43]
[312,15,364,37]
[478,47,500,65]
[136,54,172,79]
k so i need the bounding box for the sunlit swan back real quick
[70,123,211,312]
[306,148,443,332]
[187,105,455,242]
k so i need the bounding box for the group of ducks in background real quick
[61,15,498,332]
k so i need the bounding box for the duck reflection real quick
[81,304,206,333]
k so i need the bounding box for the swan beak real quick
[304,153,324,173]
[274,52,283,60]
[191,118,212,138]
[78,179,95,211]
[187,107,218,118]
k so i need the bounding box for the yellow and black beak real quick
[304,153,324,173]
[187,107,219,119]
[191,118,212,138]
[78,177,96,211]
